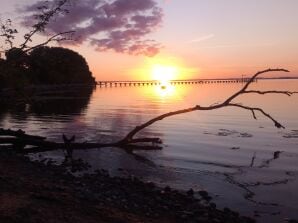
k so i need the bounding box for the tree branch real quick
[119,106,206,143]
[0,19,18,50]
[228,103,285,129]
[23,31,75,53]
[19,0,70,50]
[244,90,298,96]
[223,68,289,104]
[1,0,73,55]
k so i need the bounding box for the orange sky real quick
[1,0,298,81]
[70,0,298,81]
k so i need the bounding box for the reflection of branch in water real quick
[185,159,246,169]
[250,152,256,167]
[283,130,298,138]
[259,151,282,168]
[245,179,290,187]
[123,149,156,167]
[162,150,294,209]
[223,170,257,203]
[224,171,283,207]
[244,177,293,207]
[248,151,283,169]
[221,150,294,208]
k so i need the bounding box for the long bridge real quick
[97,78,256,87]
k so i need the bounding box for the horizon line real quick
[96,76,298,82]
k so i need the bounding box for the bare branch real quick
[19,0,71,50]
[23,31,75,53]
[244,90,298,96]
[0,19,18,50]
[228,103,285,129]
[251,109,257,120]
[1,0,73,55]
[223,69,289,104]
[119,106,204,143]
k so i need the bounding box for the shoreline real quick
[0,150,255,223]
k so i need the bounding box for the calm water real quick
[1,80,298,222]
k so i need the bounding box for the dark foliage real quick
[0,54,29,90]
[0,0,90,91]
[28,46,95,85]
[0,46,95,91]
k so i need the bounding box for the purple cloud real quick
[21,0,163,56]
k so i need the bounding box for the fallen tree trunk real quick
[0,128,162,154]
[0,128,46,140]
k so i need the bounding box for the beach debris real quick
[231,147,240,150]
[283,130,298,138]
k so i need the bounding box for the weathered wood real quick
[0,128,46,140]
[0,128,161,153]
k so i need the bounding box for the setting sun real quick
[131,55,198,81]
[151,64,179,83]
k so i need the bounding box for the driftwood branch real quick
[223,69,289,104]
[244,90,298,96]
[228,103,285,128]
[0,128,161,154]
[119,68,295,143]
[0,128,46,140]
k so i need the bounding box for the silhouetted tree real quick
[0,56,29,90]
[28,46,95,85]
[0,0,75,89]
[0,1,98,89]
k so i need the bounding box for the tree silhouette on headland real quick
[0,45,95,89]
[28,46,95,85]
[0,0,96,89]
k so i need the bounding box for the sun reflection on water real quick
[156,82,175,98]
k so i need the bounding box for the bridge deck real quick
[97,78,255,87]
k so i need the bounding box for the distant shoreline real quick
[95,77,298,82]
[257,77,298,80]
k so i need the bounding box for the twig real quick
[20,0,70,50]
[23,31,75,53]
[228,103,285,128]
[244,90,298,96]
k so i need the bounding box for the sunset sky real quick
[1,0,298,81]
